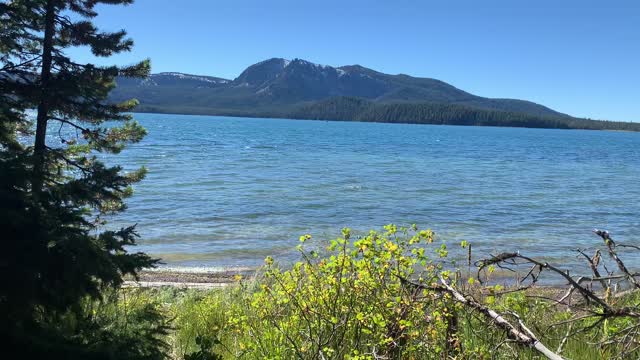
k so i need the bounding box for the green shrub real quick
[166,226,640,359]
[162,226,640,360]
[203,225,475,359]
[171,289,230,358]
[12,288,171,360]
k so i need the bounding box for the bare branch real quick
[594,229,640,289]
[478,252,611,310]
[399,276,566,360]
[556,323,573,354]
[617,243,640,251]
[577,248,608,290]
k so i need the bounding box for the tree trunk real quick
[33,0,56,192]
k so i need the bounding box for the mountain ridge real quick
[110,58,640,131]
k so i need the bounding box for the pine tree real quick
[1,0,160,354]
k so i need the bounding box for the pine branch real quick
[50,116,90,133]
[45,145,93,175]
[0,55,42,72]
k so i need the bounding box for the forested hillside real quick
[110,58,639,131]
[289,97,640,131]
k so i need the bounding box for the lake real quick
[108,113,640,271]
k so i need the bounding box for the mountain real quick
[110,58,640,131]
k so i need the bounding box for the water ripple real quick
[106,114,640,271]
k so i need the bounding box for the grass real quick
[126,283,634,360]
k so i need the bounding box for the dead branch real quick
[577,248,608,290]
[464,230,640,358]
[481,249,640,340]
[594,229,640,289]
[477,252,610,310]
[556,323,573,354]
[399,276,566,360]
[617,243,640,251]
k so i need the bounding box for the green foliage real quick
[169,289,230,359]
[235,226,447,359]
[170,226,479,359]
[13,289,171,360]
[162,228,640,360]
[184,336,223,360]
[80,289,171,360]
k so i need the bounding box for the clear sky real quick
[68,0,640,122]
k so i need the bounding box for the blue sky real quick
[68,0,640,122]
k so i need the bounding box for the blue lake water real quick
[108,113,640,270]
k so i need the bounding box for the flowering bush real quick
[221,225,468,359]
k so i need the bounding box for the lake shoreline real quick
[124,267,256,289]
[126,266,568,289]
[130,111,640,133]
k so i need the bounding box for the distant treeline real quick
[133,96,640,132]
[289,97,640,131]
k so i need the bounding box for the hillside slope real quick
[109,58,639,131]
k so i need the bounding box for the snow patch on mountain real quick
[156,72,229,84]
[255,86,271,95]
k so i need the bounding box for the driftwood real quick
[473,230,640,359]
[400,276,566,360]
[397,229,640,359]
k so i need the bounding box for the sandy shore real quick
[124,267,256,289]
[122,266,574,291]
